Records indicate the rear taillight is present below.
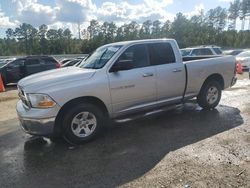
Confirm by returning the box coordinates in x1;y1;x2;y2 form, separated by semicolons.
236;60;243;74
55;63;61;68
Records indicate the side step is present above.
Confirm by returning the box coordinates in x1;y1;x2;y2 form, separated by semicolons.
114;104;183;123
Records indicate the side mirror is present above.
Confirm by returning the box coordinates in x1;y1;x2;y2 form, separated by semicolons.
110;60;133;72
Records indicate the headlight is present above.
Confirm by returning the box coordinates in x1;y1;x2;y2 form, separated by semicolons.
27;94;56;108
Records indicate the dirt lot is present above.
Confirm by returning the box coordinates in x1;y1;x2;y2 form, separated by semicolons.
0;73;250;188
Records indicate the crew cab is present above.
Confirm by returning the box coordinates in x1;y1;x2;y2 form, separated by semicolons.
16;39;237;144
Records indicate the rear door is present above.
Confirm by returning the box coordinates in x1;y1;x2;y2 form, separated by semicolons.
148;42;186;104
25;58;41;76
108;44;157;115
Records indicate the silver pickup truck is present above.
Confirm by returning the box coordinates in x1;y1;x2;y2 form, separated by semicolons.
16;39;237;144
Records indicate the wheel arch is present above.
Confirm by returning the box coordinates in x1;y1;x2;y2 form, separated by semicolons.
199;73;225;93
54;96;109;135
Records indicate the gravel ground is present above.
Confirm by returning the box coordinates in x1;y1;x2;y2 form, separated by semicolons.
121;77;250;188
0;73;249;188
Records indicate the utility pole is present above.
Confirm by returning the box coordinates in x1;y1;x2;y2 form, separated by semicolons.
78;21;81;40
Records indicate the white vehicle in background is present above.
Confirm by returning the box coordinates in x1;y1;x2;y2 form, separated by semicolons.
223;49;244;56
236;51;250;70
181;45;223;57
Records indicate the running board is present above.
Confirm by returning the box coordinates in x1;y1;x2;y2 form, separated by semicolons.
114;104;183;123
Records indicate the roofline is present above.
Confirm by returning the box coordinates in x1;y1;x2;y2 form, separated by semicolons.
103;38;176;47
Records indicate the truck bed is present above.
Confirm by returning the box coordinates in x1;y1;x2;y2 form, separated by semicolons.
183;55;236;99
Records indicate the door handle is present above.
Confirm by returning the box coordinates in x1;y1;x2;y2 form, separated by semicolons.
143;73;154;77
173;69;182;73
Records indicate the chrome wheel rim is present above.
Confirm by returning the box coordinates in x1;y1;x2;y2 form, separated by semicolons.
71;112;97;138
206;86;219;105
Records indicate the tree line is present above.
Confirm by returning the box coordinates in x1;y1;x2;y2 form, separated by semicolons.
1;0;250;56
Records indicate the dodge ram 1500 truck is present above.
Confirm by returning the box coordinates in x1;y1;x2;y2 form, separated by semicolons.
16;39;237;144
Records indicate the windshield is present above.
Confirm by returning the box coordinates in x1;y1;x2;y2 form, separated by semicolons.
81;45;122;69
0;60;7;68
181;49;191;56
237;51;250;58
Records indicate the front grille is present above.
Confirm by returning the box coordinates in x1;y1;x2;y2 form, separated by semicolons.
18;86;30;108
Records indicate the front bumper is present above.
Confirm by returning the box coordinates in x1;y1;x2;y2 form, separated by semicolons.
16;100;59;136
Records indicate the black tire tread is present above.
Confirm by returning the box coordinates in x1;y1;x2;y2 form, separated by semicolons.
62;103;104;144
197;80;222;109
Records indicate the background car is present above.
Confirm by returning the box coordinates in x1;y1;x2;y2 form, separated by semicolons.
0;56;60;85
223;49;244;56
61;59;81;67
60;58;75;65
181;45;223;57
236;51;250;70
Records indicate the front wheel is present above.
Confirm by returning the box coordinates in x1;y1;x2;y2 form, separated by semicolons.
197;80;222;109
62;103;104;144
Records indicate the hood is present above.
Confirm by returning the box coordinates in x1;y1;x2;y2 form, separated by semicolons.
18;67;96;92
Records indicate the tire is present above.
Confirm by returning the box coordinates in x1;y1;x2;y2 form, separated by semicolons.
62;103;104;144
197;80;222;109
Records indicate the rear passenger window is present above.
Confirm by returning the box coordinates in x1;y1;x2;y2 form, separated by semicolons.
26;59;40;65
148;43;176;65
41;58;57;65
119;44;150;68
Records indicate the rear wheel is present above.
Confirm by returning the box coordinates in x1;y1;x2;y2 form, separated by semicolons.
197;80;222;109
62;103;104;144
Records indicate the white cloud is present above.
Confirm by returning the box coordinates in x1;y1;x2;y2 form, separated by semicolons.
56;0;96;23
0;9;18;28
1;0;176;30
184;3;205;18
10;0;56;26
96;0;174;23
0;0;216;38
219;0;233;2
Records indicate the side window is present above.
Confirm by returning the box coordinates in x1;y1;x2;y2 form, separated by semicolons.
192;49;202;56
148;43;176;65
119;44;150;68
201;49;213;55
192;48;213;56
26;59;40;65
41;58;57;65
8;59;25;68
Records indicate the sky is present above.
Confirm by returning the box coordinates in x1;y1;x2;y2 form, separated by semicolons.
0;0;234;38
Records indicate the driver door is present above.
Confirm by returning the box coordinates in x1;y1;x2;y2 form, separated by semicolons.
108;44;157;116
6;59;25;83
